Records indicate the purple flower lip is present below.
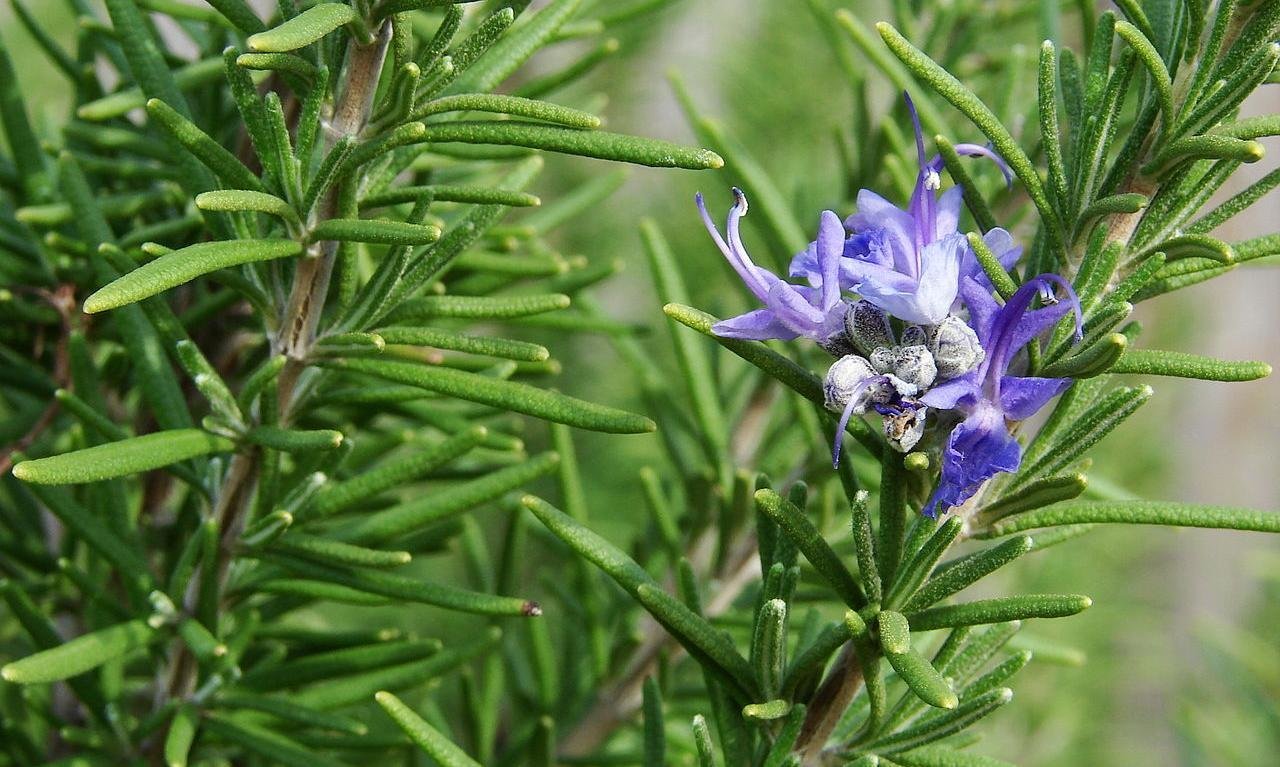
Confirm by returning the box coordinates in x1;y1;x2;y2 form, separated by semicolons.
920;274;1083;517
696;188;848;344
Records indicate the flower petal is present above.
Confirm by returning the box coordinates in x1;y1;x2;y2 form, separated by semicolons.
1000;376;1072;420
934;186;964;238
920;374;980;410
924;403;1022;516
712;309;800;340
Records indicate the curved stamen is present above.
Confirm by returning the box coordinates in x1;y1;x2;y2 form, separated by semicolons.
695;190;772;301
831;375;889;467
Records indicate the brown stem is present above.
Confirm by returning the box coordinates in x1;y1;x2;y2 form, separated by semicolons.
793;643;867;765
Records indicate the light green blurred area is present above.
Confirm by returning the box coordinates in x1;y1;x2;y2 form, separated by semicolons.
2;2;1275;764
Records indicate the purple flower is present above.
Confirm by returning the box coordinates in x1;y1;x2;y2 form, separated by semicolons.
919;274;1083;517
790;94;1017;325
697;188;848;344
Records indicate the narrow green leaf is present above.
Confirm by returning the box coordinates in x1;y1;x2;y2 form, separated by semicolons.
203;716;346;767
323;357;654;434
753;599;787;699
413;93;599;128
1038;41;1068;210
311;219;442;246
1111;348;1271;381
84;239;302;313
246;426;344;453
754;489;865;608
978;474;1088;524
103;0;192;116
376;691;482;767
248;3;357;53
1113;21;1174;134
1038;333;1128;379
218;691;367;735
164;705;198;767
1144;135;1265;177
13;430;234;484
363;184;540;208
290;629;499;710
1015;385;1151;483
905;536;1035;612
392;293;569;321
886;517;962;610
903;594;1092;631
964;232;1017;300
378;326;549;362
422;121;722;169
240;639;443;689
865;687;1013;754
196;190;298;223
893;744;1017;767
269;554;540;617
445;0;581;94
643;677;666;767
272;533;411;569
984;500;1280;536
1;619;159;684
205;0;266;33
339;453;561;543
76;57;226;122
146;99;265;191
309;427;487;518
235;52;317;80
879;611;958;710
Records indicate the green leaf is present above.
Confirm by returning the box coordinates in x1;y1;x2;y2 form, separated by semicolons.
1110;349;1271;381
240;638;443;689
421;121;722;169
310;219;442;246
205;0;265;33
376;691;482;767
643;677;666;767
146;99;264;191
363;184;540;209
164;705;199;767
446;0;581;94
415;93;599;129
1144;135;1265;177
245;426;344;453
1;619;160;684
752;598;787;699
13;430;234;484
203;716;347;767
983;500;1280;536
865;687;1013;754
886;517;962;610
196;190;298;222
290;629;500;710
308;427;487;518
1014;385;1151;483
522;495;759;700
1113;21;1174;135
903;594;1092;631
1038;333;1128;379
269;554;540;617
905;536;1035;612
338;453;561;544
754;489;865;608
879;611;958;710
235;52;318;80
272;533;411;569
323;357;654;434
392;293;570;320
378;326;549;362
84;240;302;313
977;474;1089;524
248;3;357;53
893;744;1017;767
217;691;367;736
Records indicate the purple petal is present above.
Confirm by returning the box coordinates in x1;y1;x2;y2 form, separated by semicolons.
920;374;980;410
934;186;964;238
912;234;964;323
816;210;845;309
923;403;1022;516
712;309;800;340
848;190;917;276
999;376;1072;420
697;190;772;302
959;276;1000;347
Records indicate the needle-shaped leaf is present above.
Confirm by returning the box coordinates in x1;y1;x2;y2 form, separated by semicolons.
904;594;1092;631
1;619;160;684
376;691;482;767
84;239;302;313
247;3;357;53
378;327;549;362
905;536;1036;612
310;219;442;246
422;122;722;169
323;357;654;434
146;99;265;191
879;611;958;710
983;501;1280;536
1110;349;1271;381
444;0;582;94
196;190;298;222
754;489;865;608
13;430;235;484
413;93;599;128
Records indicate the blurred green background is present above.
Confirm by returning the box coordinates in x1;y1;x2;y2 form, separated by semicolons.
2;1;1276;764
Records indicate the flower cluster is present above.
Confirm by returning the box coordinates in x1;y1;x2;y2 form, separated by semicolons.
698;95;1080;517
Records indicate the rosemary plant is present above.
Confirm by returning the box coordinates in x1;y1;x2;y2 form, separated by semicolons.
0;1;1276;766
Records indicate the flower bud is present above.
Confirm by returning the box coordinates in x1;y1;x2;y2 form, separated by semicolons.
899;325;928;348
824;355;893;414
929;316;985;379
869;347;896;374
892;345;938;391
844;301;894;355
